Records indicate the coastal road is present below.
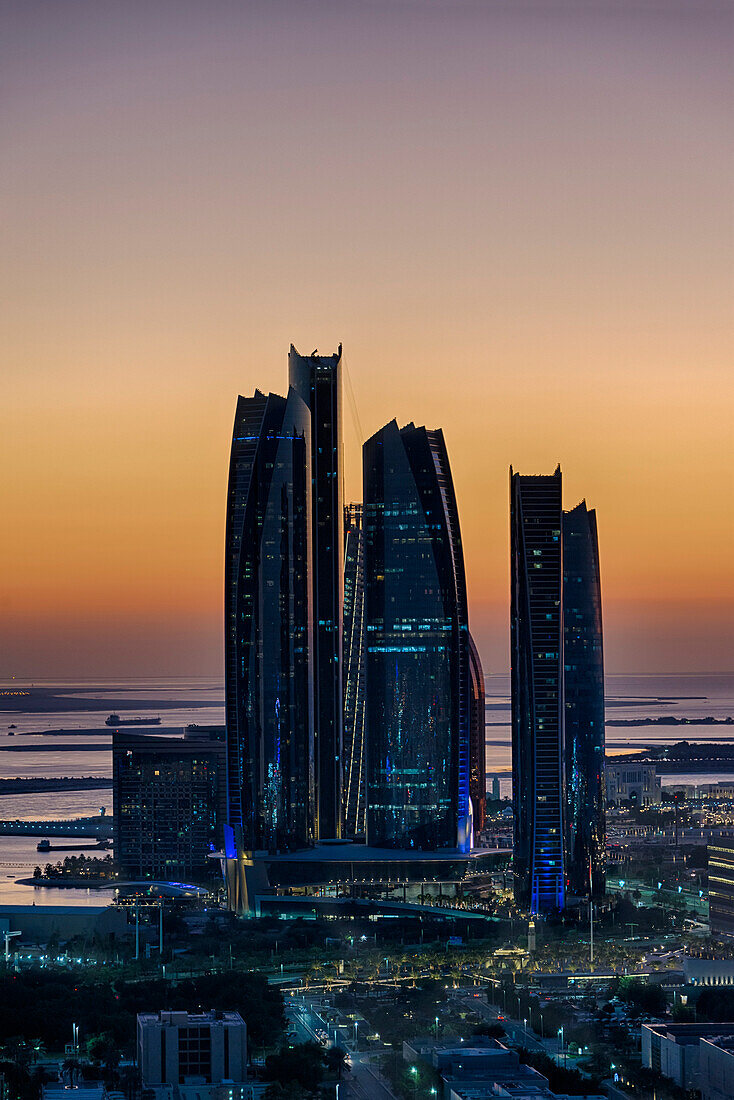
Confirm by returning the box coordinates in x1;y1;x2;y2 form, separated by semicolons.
452;988;559;1059
287;996;398;1100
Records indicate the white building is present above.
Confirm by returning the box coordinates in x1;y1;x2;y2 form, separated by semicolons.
642;1024;734;1094
684;954;734;987
700;1035;734;1100
606;761;660;807
137;1011;247;1100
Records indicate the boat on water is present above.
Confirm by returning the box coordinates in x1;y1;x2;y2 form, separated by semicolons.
105;713;161;727
37;839;51;852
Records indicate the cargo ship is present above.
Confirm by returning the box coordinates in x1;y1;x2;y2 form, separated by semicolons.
105;714;161;727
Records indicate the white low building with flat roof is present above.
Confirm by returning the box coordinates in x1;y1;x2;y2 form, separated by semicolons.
137;1010;247;1100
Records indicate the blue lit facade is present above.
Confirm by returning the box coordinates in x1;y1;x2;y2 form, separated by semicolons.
468;633;487;834
343;503;367;838
289;346;344;840
510;467;565;912
363;420;471;851
563;501;605;900
224;388;314;852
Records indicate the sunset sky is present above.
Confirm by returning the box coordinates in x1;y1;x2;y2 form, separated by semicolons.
2;0;732;678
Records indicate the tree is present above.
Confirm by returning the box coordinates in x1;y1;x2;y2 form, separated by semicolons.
695;987;734;1022
0;1038;34;1074
617;977;667;1018
263;1083;311;1100
473;1022;506;1039
263;1044;326;1093
324;1046;349;1079
86;1033;121;1073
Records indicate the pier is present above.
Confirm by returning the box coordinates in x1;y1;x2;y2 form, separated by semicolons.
0;816;114;840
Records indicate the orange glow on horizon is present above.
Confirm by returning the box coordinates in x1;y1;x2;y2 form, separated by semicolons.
1;1;732;676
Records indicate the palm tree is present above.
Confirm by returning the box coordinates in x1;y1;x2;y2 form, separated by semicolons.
1;1037;34;1074
30;1040;46;1067
61;1057;82;1087
324;1046;349;1079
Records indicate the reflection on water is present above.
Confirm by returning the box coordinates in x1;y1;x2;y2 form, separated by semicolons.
1;674;733;905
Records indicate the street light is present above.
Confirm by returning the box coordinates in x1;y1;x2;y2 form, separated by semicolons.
558;1027;564;1067
3;931;20;962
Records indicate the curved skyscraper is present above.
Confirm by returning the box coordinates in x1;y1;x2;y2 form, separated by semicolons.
289;346;344;840
224;388;314;853
363;420;471;851
510;466;565;912
468;634;487;835
563;501;605;900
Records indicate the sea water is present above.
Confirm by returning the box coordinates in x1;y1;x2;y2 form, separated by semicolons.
0;673;732;905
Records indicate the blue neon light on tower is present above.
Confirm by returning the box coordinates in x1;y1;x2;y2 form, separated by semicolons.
510;466;565;912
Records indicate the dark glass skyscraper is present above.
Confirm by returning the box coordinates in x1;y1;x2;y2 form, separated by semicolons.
343;503;367;839
468;633;486;834
510;466;565;912
224;388;314;852
363;420;471;851
113;729;225;883
563;501;605;900
511;467;606;913
289;346;344;840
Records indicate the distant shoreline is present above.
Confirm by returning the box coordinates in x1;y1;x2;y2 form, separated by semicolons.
0;777;112;793
0;688;223;713
606;716;733;727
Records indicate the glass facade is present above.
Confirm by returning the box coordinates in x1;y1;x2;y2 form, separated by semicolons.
563;501;606;900
113;732;225;882
468;633;486;834
343;502;367;838
709;839;734;937
363;420;470;850
289;346;344;840
510;467;565;912
224;387;314;852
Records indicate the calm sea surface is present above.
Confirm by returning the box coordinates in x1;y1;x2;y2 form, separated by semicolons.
0;673;732;906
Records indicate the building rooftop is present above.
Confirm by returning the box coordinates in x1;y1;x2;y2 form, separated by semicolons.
644;1022;734;1044
138;1010;244;1026
701;1034;734;1054
258;842;508;863
43;1089;106;1100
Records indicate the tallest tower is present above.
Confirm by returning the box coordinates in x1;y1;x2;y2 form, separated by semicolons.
289;346;344;839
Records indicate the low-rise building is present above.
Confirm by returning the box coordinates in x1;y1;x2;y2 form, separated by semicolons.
699;1035;734;1100
605;761;660;807
43;1089;106;1100
403;1037;604;1100
642;1023;734;1092
667;782;734;801
684;954;734;986
709;836;734;937
137;1010;247;1100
